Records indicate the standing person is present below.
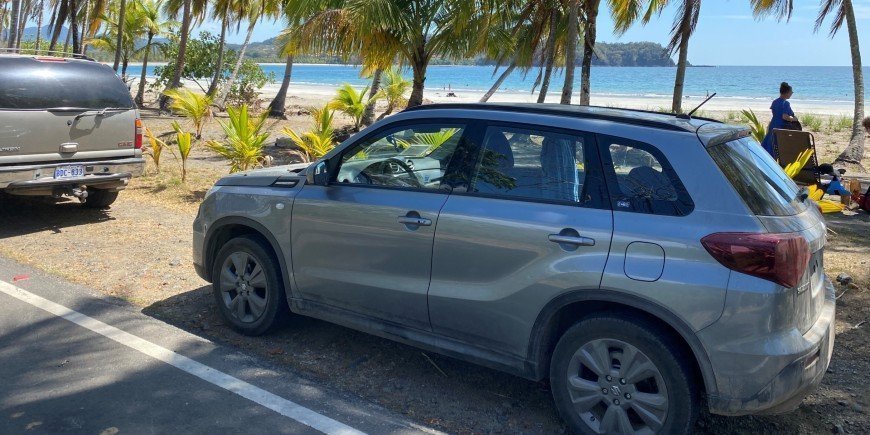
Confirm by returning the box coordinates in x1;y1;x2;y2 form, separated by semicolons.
760;82;800;156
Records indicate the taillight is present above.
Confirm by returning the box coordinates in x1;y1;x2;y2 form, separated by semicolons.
701;232;810;288
134;118;143;149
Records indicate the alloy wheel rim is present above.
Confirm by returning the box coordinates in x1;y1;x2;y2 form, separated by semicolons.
566;338;668;434
219;251;269;323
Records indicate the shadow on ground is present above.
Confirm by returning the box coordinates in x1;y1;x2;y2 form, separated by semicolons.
0;194;113;239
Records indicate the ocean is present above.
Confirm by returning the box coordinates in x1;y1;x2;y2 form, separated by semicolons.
123;64;867;106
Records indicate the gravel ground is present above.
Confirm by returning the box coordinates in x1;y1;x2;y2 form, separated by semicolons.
0;108;868;433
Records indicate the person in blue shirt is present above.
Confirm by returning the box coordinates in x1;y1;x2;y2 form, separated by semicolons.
760;82;800;156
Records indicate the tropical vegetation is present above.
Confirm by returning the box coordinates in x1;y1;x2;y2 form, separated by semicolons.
282;105;336;162
206;105;271;172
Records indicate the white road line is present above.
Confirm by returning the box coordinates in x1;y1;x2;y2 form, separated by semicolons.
0;280;366;435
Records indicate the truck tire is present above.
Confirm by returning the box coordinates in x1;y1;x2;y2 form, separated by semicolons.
84;188;119;209
550;314;699;434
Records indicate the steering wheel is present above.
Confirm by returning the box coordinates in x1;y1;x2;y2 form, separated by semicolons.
362;158;423;188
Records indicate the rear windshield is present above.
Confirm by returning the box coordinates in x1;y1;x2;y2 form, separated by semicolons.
0;57;134;110
708;137;808;216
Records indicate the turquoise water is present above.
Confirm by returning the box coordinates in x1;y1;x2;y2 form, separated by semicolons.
124;64;867;103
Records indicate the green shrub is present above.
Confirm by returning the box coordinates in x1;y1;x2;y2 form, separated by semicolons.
828;115;852;133
282;105;336;161
800;114;823;132
206;106;271;173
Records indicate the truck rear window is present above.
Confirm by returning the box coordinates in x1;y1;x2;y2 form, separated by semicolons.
0;58;134;110
708;137;808;216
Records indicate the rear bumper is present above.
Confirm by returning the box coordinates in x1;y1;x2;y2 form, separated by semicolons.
0;157;145;193
706;277;836;416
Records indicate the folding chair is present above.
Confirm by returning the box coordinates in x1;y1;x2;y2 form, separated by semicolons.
773;129;820;186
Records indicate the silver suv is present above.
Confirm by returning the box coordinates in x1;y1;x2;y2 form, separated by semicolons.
0;53;144;207
193;103;835;434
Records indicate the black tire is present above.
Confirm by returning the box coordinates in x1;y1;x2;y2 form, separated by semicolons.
550;314;699;434
211;236;288;336
83;188;119;209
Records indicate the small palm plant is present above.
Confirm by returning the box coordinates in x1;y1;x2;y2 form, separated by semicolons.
377;68;412;120
163;88;213;139
396;128;459;154
741;109;767;143
282;105;336;162
172;121;194;182
144;126;175;172
206;106;271;173
329;83;378;131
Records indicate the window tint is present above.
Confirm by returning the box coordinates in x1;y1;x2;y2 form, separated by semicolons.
335;123;465;190
0;58;134;110
469;126;591;204
599;135;693;216
709;137;807;216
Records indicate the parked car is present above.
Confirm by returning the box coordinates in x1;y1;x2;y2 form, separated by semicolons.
0;51;145;208
193;103;835;434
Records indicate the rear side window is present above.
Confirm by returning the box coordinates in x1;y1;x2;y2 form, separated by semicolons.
0;58;134;109
709;137;807;216
598;135;694;216
468;124;606;207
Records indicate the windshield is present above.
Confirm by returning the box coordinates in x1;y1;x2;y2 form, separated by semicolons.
0;58;134;110
708;136;808;216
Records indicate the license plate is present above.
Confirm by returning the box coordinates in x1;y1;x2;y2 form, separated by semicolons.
54;165;85;179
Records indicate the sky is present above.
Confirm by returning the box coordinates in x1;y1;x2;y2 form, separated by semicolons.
25;0;870;66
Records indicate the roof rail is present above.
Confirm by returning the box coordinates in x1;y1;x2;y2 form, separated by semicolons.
402;103;708;132
0;47;95;61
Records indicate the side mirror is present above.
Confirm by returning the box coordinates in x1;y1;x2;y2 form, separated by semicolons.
307;160;330;186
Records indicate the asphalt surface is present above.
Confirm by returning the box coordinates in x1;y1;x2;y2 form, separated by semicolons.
0;257;434;434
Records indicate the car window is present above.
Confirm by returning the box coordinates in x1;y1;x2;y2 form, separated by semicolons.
335;123;465;190
598;135;694;216
469;126;591;204
0;58;134;110
708;136;807;216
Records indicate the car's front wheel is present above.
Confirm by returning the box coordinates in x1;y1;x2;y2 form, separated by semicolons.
550;314;698;434
211;236;288;336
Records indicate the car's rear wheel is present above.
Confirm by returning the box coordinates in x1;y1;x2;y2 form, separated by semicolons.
83;188;118;209
550;315;698;434
211;236;288;336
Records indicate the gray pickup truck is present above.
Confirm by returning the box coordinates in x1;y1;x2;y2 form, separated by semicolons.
0;53;145;208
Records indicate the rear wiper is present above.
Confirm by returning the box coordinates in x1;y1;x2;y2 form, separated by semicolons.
71;107;132;121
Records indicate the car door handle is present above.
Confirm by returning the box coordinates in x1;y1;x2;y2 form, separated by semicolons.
397;216;432;226
548;234;595;246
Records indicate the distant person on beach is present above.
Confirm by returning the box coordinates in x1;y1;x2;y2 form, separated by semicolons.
760;82;800;156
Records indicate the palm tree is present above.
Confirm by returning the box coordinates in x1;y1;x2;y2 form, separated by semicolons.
291;0;497;108
329;83;378;131
376;67;411;120
134;0;172;106
216;0;280;108
159;0;207;110
560;0;578;104
754;0;864;166
112;0;127;70
206;0;236;96
267;54;295;117
88;3;140;78
7;0;21;48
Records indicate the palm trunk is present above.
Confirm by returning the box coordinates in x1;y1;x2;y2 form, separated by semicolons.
361;68;383;125
35;0;44;51
217;19;256;108
579;0;599;106
15;1;29;48
835;0;865;166
407;44;429;107
62;22;71;52
112;0;126;71
160;0;191;110
121;56;129;80
480;63;516;102
79;0;88;55
206;18;227;97
7;0;20;48
50;0;67;51
70;0;81;53
268;55;295;118
537;9;559;103
135;32;154;106
671;4;693;114
560;0;579;104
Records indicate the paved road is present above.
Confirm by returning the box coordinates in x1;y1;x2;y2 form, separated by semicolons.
0;257;433;434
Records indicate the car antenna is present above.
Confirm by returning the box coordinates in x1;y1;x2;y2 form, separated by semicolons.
677;92;717;119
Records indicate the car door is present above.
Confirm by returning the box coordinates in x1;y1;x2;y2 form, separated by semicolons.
291;120;469;331
428;122;613;357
